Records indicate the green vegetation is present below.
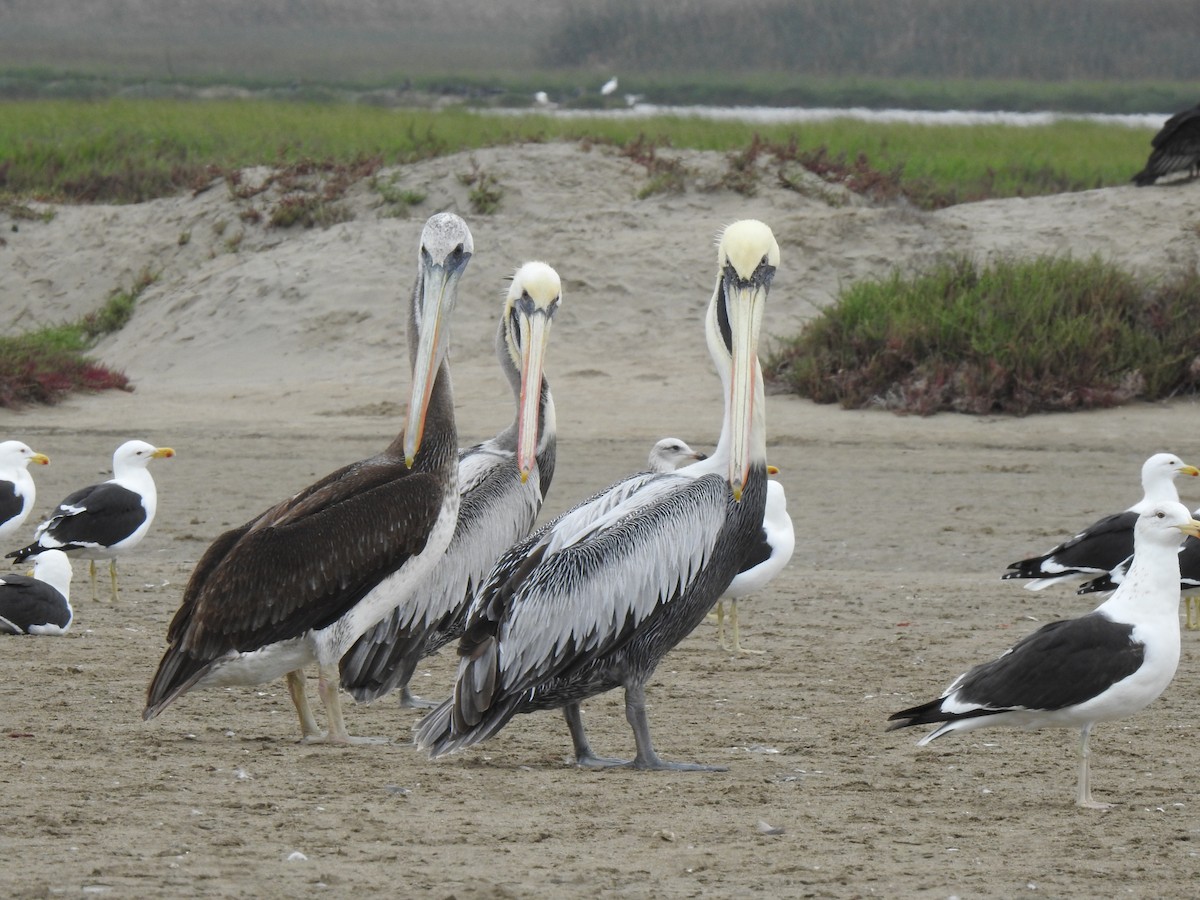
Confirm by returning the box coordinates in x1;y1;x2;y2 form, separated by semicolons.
0;99;1158;207
0;269;156;408
766;258;1200;416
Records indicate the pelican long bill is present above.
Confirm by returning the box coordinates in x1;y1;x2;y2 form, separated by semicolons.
405;257;465;467
725;270;768;502
516;302;554;483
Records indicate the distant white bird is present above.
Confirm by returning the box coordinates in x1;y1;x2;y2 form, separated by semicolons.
0;441;50;543
647;438;707;473
533;91;550;107
891;501;1200;809
600;77;618;96
1003;452;1199;590
8;440;175;602
0;549;73;635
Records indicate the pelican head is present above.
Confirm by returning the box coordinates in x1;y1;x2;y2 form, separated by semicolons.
706;219;779;500
405;213;474;467
504;261;562;483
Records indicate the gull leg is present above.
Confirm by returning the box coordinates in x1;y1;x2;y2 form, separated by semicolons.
1075;723;1112;810
306;663;389;746
623;683;727;772
109;559;120;602
1187;596;1198;631
564;702;624;768
714;600;729;650
728;600;765;655
286;670;325;741
89;560;99;602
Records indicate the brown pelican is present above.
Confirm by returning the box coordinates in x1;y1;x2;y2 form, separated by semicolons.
0;549;73;635
339;261;562;708
1003;453;1198;591
8;440;175;602
0;441;50;543
1132;101;1200;186
414;219;778;770
891;502;1200;809
142;212;472;744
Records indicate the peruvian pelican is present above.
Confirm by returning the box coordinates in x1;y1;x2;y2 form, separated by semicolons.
8;440;174;602
0;441;50;544
414;219;778;770
143;213;473;744
1003;453;1199;591
891;502;1200;809
340;261;562;708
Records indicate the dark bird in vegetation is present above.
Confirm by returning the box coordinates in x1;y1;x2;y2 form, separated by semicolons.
891;502;1200;809
1132;102;1200;186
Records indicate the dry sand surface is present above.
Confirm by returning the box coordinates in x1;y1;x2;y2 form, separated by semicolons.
3;142;1200;897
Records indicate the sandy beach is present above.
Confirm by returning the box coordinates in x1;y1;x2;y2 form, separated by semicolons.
3;142;1200;897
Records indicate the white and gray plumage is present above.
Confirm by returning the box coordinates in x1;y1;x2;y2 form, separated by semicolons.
0;549;73;635
7;440;174;602
1002;453;1198;590
339;261;563;708
647;438;707;473
414;219;778;770
712;476;793;654
142;212;473;745
1132;101;1200;186
890;502;1200;809
0;441;50;543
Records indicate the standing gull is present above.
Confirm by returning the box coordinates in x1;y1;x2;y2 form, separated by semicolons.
1002;453;1198;590
889;502;1200;809
0;549;73;636
415;219;778;770
340;261;563;708
8;440;174;602
143;213;472;744
0;441;50;543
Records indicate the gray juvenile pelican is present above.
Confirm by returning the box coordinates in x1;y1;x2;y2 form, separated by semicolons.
891;502;1200;809
0;441;50;544
143;213;472;744
8;440;174;602
414;219;778;770
339;261;562;708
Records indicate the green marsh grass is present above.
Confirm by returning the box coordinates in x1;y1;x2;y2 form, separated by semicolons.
766;257;1200;416
0;99;1157;205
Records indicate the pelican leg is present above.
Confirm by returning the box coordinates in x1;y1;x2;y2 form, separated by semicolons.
286;670;325;741
1075;723;1112;810
623;683;727;772
109;559;120;603
563;702;624;768
727;600;765;656
305;663;390;746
